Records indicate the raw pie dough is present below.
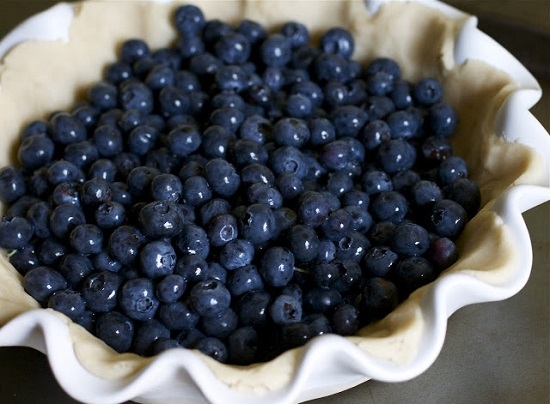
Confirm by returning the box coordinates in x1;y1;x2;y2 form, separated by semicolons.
0;0;544;393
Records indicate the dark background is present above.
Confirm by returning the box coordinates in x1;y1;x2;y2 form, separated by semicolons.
0;1;548;403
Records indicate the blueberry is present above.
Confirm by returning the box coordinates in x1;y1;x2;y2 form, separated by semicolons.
0;216;34;250
313;53;349;82
164;125;201;157
175;223;210;259
319;140;351;171
411;180;443;208
308;118;335;146
174;254;209;285
173;4;205;34
370;191;408;223
314;239;337;263
424;102;458;138
241;163;275;187
365;57;401;82
47;161;83;186
108;225;146;266
229;139;269;167
88;158;117;182
377;138;417;174
330;303;358;336
177;32;205;59
235;290;270;327
94;201;125;229
92;251;122;274
391;222;430;257
284;94;312;118
258;246;294;288
393;256;436;297
133;319;170;356
20;119;48;139
119;81;154;114
358;277;399;322
275;173;304;201
392;169;421;196
297;191;331;228
321;208;353;242
138;201;184;239
280;21;309;48
303;287;342;313
201;125;235;159
270;145;308;179
95;311;134;353
391;80;413;109
425;236;459;270
121;39;150;65
325;171;353;197
139;240;177;279
105;62;133;85
443;178;481;218
4;195;40;218
413;77;443;106
159;301;199;331
48;289;86;322
81;271;122;313
198;198;232;225
290;81;324;110
341;190;370;209
37;238;67;266
386;109;421;139
204;158;241;197
438;156;468;185
49;203;86;239
226;263;266;297
188;52;223;77
69;224;104;255
23;266;67;304
421;136;453;164
247;183;283;209
261;34;292;67
272;207;298;239
429;199;467;239
239;203;276;244
213;65;248;93
227;326;259;365
323;81;348;108
119;277;160;321
48;112;87;145
214;32;251;64
207;214;238;247
9;244;40;275
210;107;245;133
199;308;238;339
363;246;399;277
63;140;99;169
156;274;186;303
286;224;318;264
320;27;354;59
269;294;302;326
195;337;228;363
17;135;55;170
366;71;394;96
334;232;370;263
328;105;369;138
190;279;231;318
152;338;183;355
181;176;212;207
219;238;254;271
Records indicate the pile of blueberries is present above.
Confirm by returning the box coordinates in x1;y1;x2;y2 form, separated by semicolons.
0;5;481;365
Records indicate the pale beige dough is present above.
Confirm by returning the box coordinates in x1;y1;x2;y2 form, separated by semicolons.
0;0;544;393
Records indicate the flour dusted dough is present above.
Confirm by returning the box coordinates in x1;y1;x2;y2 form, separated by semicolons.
0;0;543;393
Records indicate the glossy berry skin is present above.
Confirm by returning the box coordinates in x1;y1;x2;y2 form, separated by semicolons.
411;180;443;208
119;278;160;321
190;279;231;318
49;112;87;145
363;246;399;277
108;225;146;266
227;326;259;365
370;191;408;224
95;311;135;353
204;158;241;198
443;178;481;219
365;57;401;82
133;319;170;357
181;176;212;207
80;177;112;207
207;214;239;247
138;201;184;239
175;223;210;259
438;156;468;185
219;238;255;271
23;266;68;304
239;203;276;244
49;203;86;239
46;160;83;186
261;34;292;67
288;224;319;263
18;135;55;170
297;192;331;228
303;287;342;314
270;146;308;179
269;294;302;326
69;224;104;255
139;240;177;279
0;216;34;250
391;222;430;257
91;252;121;274
195;337;228;363
361;170;394;195
320;27;354;59
119;81;154;115
393;256;436;298
81;271;122;313
150;174;183;203
95;201;126;229
156;274;186;303
330;303;358;336
425;102;458;138
173;4;205;34
329;105;368;138
214;32;251;65
430;199;468;239
226;264;264;297
47;290;86;322
158;301;199;331
413;77;443;106
260;247;295;287
273;117;310;148
358;277;399;322
377;138;417;174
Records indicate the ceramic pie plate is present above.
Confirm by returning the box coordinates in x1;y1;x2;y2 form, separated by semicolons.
0;1;548;403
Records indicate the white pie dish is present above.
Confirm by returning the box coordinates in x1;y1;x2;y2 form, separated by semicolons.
0;1;548;404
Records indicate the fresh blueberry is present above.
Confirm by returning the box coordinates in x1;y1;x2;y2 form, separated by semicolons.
438;156;468;185
69;224;104;255
119;277;159;321
364;57;401;82
47;289;86;322
284;94;312;118
214;32;251;64
269;294;302;326
133;319;170;356
0;216;33;250
392;169;421;196
261;34;292;67
95;311;134;353
358;277;399;322
370;191;408;224
95;201;125;229
138;201;183;239
92;251;122;274
325;171;353;197
391;80;413;109
174;254;210;285
121;39;150;65
235;290;270;327
320;27;354;59
118;81;154;115
23;266;67;304
49;203;86;239
259;246;295;287
9;244;40;275
237;19;267;45
210;107;245;133
313;53;349;83
425;236;459;270
108;225;146;266
177;32;205;59
377;138;417;174
393;256;436;298
81;270;122;313
443;178;481;219
17;135;55;170
219;238;254;271
63;140;99;169
334;231;370;263
229;139;269;167
214;65;249;93
198;198;232;226
207;214;238;247
195;337;228;363
297;191;331;228
411;180;443;208
204;158;241;197
241;163;275;187
165;125;202;157
175;223;210;259
173;4;205;34
48;112;87;145
424;102;458;137
413;77;443;106
158;300;199;331
275;173;304;201
181;176;212;207
320;208;353;242
227;326;259;365
363;246;399;277
386;109;421;139
308;117;335;146
247;183;283;209
201;125;235;159
88;158;117;182
330;303;358;336
37;238;67;266
270;145;308;179
226;264;264;297
47;160;83;186
239;203;276;244
391;222;430;257
139;240;177;279
303;287;342;313
156;274;186;303
429;199;467;239
189;279;231;318
272;207;298;238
